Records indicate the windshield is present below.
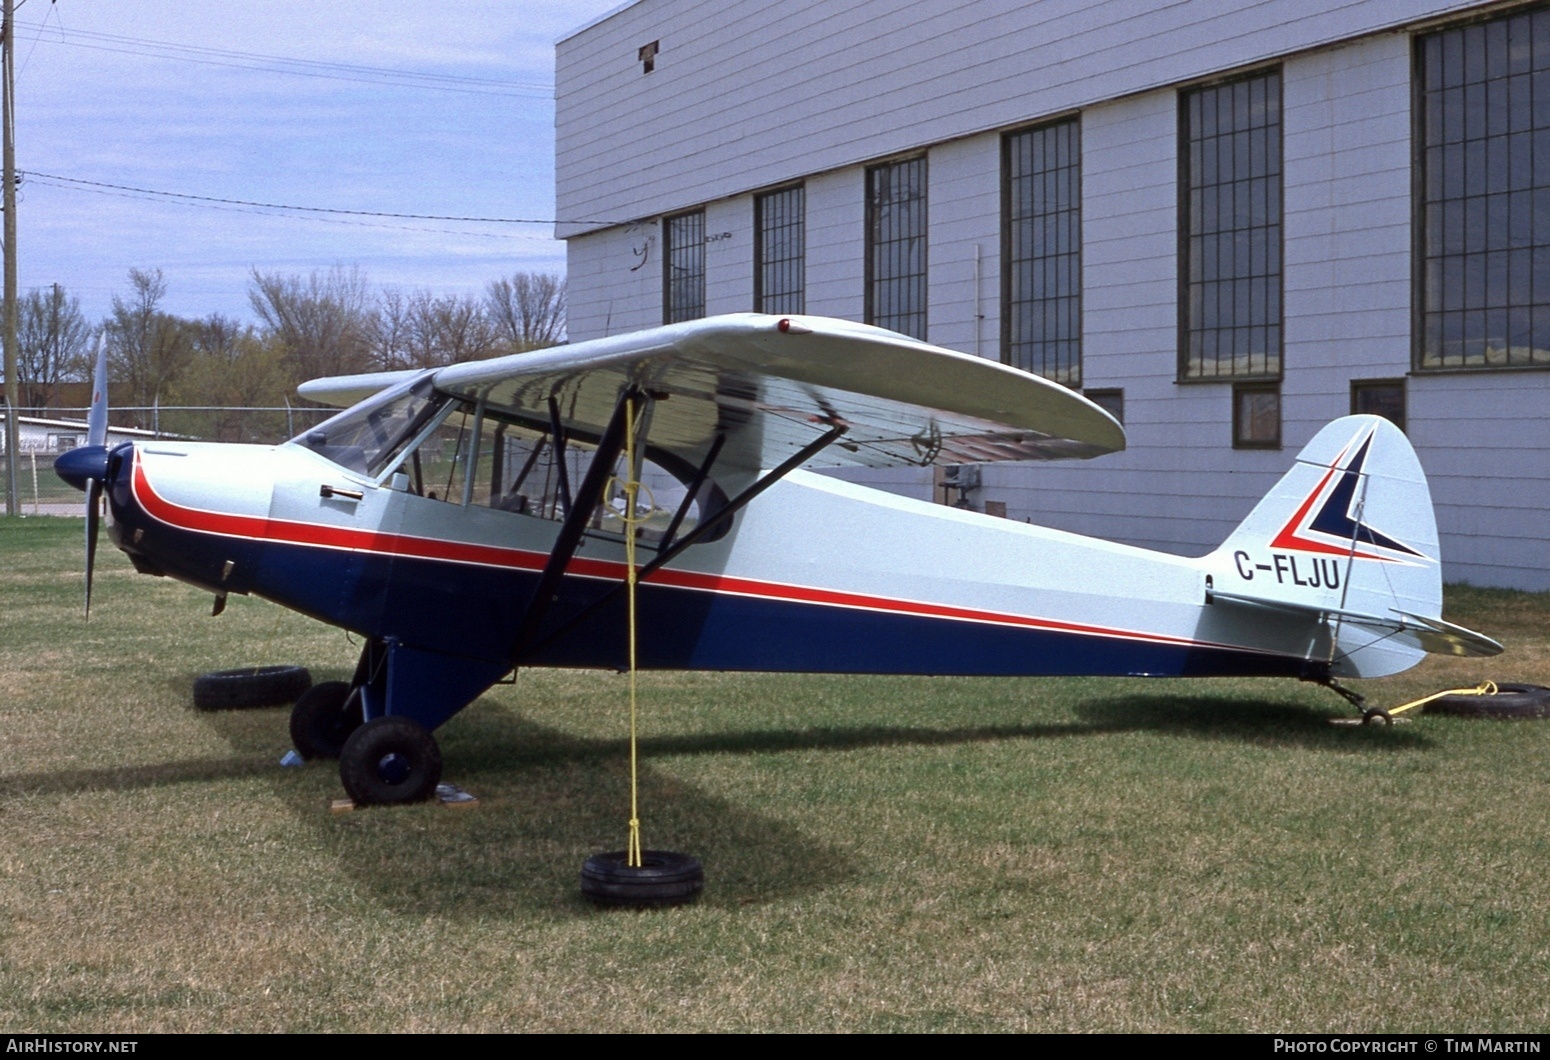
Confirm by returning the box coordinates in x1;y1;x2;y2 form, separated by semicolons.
293;375;444;475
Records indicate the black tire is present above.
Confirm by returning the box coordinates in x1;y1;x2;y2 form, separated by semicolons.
193;665;312;711
580;850;704;907
339;716;442;805
1425;683;1550;719
289;681;362;760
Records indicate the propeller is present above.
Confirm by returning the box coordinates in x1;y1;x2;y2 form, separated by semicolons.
54;336;110;616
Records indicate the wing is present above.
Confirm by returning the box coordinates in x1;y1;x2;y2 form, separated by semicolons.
377;314;1125;474
297;368;423;408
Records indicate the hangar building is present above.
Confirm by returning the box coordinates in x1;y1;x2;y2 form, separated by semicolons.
556;0;1550;591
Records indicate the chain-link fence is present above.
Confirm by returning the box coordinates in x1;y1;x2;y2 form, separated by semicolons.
47;405;339;445
6;405;338;512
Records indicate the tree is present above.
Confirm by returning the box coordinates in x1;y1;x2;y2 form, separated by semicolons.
16;284;92;410
168;315;291;441
249;266;374;381
104;268;194;418
486;271;566;352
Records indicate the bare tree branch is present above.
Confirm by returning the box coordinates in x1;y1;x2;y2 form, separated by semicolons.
486;271;566;352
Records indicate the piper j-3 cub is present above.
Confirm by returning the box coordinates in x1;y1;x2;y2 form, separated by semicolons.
56;313;1501;805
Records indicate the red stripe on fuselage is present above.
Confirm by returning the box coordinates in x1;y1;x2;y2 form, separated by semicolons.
129;451;1274;655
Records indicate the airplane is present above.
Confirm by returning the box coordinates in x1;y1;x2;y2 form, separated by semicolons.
54;312;1502;811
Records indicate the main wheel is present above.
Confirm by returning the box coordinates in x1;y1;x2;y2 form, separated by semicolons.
289;681;362;760
580;850;704;907
193;665;312;710
339;716;442;805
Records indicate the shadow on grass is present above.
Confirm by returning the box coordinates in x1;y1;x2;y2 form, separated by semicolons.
180;706;859;919
1073;694;1433;749
3;683;1430;919
0;754;275;798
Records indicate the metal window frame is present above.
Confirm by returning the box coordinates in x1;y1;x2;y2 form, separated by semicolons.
754;184;806;314
1412;5;1550;374
1177;66;1286;384
1001;115;1083;387
865;155;929;340
663;208;706;325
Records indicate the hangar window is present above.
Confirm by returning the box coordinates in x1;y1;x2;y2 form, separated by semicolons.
1004;117;1082;386
664;210;706;324
755;185;805;314
1232;381;1281;449
1351;379;1407;433
1417;8;1550;370
1083;388;1123;424
1180;69;1283;381
866;156;928;340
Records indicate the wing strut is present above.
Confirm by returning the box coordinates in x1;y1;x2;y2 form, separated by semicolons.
521;423;849;662
510;389;640;665
547;395;574;520
658;432;726;555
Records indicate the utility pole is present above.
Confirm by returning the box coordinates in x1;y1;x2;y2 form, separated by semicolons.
1;0;17;517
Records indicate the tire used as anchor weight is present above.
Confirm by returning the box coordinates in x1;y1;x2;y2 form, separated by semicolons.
580;850;704;907
193;665;312;711
289;681;363;760
1425;683;1550;720
339;716;443;805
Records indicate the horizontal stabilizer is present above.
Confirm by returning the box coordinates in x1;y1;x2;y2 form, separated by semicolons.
1210;588;1502;659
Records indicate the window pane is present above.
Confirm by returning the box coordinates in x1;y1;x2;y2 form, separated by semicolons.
1419;9;1550;369
1181;71;1282;380
1005;118;1082;385
867;157;928;340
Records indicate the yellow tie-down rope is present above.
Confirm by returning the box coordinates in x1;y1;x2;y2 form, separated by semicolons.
1386;681;1498;718
619;398;647;869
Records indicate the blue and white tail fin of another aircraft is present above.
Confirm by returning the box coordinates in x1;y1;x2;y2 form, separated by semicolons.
1205;415;1501;678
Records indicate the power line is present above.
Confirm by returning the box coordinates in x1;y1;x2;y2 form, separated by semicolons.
14;18;554;98
24;171;633;227
22;175;557;243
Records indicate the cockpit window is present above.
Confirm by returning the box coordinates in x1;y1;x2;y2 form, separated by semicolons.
294;375;445;476
384;398;727;548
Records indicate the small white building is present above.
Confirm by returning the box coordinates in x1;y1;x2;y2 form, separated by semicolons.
556;0;1550;591
0;413;156;455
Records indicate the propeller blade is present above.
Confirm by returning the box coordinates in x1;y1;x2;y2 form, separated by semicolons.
85;478;101;618
87;335;108;448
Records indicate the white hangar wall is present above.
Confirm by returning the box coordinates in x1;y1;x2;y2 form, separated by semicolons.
558;0;1550;591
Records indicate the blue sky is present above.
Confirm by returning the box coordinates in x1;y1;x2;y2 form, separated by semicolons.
15;0;627;325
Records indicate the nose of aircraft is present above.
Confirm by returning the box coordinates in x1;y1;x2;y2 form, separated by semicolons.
54;444;110;491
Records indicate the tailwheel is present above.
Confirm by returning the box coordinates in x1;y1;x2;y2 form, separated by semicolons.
339;716;443;805
289;681;362;760
1362;708;1394;726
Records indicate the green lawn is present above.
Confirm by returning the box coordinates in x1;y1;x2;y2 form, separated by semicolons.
2;515;1548;1031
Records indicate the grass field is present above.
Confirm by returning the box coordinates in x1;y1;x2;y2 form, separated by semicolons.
2;514;1549;1032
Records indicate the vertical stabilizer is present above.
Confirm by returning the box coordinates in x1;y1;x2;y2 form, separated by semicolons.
1206;415;1443;677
